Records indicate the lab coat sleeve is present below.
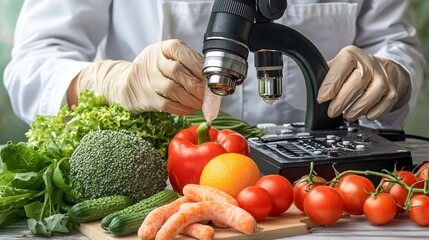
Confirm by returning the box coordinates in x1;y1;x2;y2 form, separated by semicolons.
354;0;426;129
3;0;111;124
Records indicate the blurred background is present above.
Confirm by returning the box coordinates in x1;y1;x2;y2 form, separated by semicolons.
1;0;428;144
0;0;26;143
405;0;429;137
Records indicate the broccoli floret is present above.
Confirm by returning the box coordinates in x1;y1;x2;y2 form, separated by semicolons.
67;129;167;203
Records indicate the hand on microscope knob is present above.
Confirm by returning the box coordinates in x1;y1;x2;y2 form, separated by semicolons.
77;39;206;115
317;45;410;122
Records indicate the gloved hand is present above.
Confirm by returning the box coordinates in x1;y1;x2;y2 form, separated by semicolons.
77;39;206;115
317;45;410;122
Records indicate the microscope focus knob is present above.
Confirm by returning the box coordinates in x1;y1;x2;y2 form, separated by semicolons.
269;0;287;13
258;0;287;20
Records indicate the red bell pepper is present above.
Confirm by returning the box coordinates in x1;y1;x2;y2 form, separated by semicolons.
167;123;250;193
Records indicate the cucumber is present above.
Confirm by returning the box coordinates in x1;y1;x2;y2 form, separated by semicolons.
101;189;179;235
108;207;155;236
68;195;133;223
100;213;119;230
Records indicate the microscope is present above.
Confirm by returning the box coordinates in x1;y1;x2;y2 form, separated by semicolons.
202;0;413;183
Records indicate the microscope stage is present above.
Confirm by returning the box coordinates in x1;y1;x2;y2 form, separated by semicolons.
249;124;413;183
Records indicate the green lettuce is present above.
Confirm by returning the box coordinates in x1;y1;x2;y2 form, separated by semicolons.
26;90;191;159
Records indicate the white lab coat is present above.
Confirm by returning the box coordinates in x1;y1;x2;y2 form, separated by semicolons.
4;0;425;129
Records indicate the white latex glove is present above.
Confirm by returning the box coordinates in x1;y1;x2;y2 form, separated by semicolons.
317;45;410;122
77;39;206;115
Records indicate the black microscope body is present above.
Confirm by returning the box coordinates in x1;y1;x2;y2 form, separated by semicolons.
202;0;413;183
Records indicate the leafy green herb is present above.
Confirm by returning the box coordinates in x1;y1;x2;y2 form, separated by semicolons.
25;164;71;236
0;141;72;234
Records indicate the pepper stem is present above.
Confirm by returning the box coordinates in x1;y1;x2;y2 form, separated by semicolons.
197;122;211;145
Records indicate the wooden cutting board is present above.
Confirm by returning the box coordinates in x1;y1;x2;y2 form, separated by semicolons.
77;205;313;240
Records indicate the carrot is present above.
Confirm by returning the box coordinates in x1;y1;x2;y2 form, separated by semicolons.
155;201;258;240
182;184;238;205
138;196;193;240
182;223;215;240
182;184;238;228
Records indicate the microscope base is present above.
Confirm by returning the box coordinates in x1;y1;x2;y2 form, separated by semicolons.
249;124;413;184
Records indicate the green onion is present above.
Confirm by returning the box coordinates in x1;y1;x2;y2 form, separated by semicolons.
184;110;266;139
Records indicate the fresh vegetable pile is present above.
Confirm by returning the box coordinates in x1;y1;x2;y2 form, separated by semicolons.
167;122;250;193
291;162;429;227
0;89;265;237
138;184;258;239
145;161;429;239
7;88;429;239
0;90;190;235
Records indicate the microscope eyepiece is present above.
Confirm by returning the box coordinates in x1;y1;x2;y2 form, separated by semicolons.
202;0;255;96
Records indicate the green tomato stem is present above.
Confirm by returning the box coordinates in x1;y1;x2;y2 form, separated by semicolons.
424;166;429;195
336;169;410;191
336;169;429;195
301;162;327;186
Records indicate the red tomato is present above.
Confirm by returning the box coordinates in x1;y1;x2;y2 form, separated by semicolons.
382;170;419;213
255;175;294;216
303;185;344;226
293;175;327;212
334;174;375;215
236;186;273;221
416;162;429;182
363;193;397;225
409;194;429;226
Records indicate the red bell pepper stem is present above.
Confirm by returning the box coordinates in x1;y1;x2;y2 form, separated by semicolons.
197;122;211;145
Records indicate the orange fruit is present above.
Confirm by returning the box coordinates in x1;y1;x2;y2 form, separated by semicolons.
199;153;261;198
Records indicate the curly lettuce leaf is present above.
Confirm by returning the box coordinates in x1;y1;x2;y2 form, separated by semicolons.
26;90;191;159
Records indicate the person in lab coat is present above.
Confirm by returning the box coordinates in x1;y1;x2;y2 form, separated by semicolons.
3;0;425;130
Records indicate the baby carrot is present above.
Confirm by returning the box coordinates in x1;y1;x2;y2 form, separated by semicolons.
182;184;238;205
155;201;258;240
182;223;215;240
138;196;193;240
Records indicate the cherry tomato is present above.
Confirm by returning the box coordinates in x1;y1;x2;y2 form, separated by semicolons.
255;174;294;216
293;175;327;212
416;162;429;182
236;186;273;221
409;194;429;226
382;170;419;213
334;174;375;215
363;193;397;225
303;185;344;226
